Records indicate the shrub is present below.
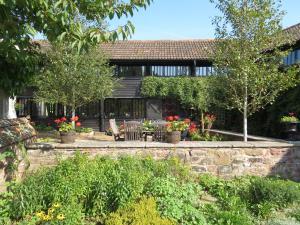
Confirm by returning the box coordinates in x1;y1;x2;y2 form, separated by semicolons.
199;175;300;219
105;197;177;225
203;204;254;225
245;177;300;215
145;176;206;225
6;154;193;223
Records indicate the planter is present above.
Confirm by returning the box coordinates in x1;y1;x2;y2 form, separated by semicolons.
60;131;76;143
167;131;181;144
282;122;300;141
181;129;188;141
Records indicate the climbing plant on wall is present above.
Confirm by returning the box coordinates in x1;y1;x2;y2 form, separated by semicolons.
141;77;213;131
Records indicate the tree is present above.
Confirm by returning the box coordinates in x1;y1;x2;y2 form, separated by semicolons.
210;0;299;141
0;0;151;118
34;45;115;128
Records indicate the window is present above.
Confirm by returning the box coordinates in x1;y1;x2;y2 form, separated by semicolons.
104;98;145;119
195;67;214;76
283;49;300;65
150;66;190;76
116;66;145;77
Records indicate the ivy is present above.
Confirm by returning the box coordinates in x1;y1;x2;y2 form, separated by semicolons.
141;76;213;112
0;143;29;181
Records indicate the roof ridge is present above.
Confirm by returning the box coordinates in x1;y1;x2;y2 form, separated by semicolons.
283;22;300;31
107;39;215;43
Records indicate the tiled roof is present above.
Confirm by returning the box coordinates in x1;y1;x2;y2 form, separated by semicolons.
100;40;215;61
283;22;300;43
35;22;300;61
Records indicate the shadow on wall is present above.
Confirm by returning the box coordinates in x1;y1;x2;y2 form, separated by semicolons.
269;144;300;181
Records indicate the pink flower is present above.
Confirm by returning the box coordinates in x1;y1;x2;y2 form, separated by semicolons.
289;112;295;117
173;115;180;121
54;119;61;124
76;122;81;127
60;117;67;122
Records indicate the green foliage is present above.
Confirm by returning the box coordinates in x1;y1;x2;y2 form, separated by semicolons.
75;127;94;133
245;177;300;215
145;176;206;225
33;45;115;112
280;116;299;123
6;154;192;223
0;0;151;94
105;197;177;225
3;154;300;224
34;124;54;132
141;77;212;112
190;132;223;141
199;175;300;220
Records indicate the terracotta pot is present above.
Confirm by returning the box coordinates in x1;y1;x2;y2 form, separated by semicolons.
60;131;76;143
167;131;181;144
282;122;300;141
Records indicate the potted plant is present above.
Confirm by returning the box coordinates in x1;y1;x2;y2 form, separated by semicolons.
203;113;216;130
165;119;189;144
54;116;80;143
280;112;300;140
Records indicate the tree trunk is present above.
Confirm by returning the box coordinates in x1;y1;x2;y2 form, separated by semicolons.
0;89;17;119
243;96;248;142
201;111;205;133
71;108;76;129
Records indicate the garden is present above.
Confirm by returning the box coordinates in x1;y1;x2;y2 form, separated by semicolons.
1;153;300;225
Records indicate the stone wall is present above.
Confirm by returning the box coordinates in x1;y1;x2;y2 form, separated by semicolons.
0;118;36;191
25;140;300;181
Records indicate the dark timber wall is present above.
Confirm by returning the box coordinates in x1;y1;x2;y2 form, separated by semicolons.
113;77;143;98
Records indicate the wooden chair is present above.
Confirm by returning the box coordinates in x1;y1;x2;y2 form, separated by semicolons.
109;119;124;141
152;121;168;142
124;121;143;141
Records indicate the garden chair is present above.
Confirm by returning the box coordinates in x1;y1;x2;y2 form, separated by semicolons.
124;121;143;141
152;121;168;142
109;119;124;141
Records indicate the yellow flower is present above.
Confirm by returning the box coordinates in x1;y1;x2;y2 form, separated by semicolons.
42;214;51;221
57;213;65;220
48;207;55;214
52;203;61;208
35;211;45;218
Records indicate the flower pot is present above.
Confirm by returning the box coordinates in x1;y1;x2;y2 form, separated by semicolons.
167;131;181;144
60;131;76;143
282;122;300;141
181;129;188;140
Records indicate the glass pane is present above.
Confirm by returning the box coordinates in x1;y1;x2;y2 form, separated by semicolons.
117;66;145;77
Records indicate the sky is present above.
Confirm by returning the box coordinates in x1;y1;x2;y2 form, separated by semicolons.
109;0;300;40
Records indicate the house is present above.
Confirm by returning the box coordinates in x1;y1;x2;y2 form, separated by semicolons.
16;23;300;131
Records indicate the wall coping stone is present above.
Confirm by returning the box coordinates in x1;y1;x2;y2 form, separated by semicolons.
26;140;300;150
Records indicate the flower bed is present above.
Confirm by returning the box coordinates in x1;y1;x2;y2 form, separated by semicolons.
1;154;300;225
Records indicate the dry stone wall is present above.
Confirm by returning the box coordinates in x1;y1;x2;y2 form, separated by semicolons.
25;141;300;181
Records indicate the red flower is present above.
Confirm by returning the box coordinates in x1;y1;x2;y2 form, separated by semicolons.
189;127;198;134
190;122;197;129
60;117;67;122
166;116;174;121
71;116;79;122
76;122;81;127
47;123;51;126
184;118;191;124
173;115;180;121
54;119;61;124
